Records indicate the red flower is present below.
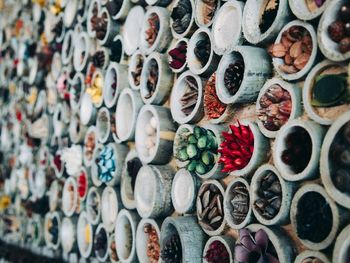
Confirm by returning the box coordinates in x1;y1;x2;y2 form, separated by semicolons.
219;122;254;173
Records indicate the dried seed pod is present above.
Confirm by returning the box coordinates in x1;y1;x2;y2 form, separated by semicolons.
230;183;249;225
268;43;287;57
197;183;224;230
254;172;282;220
294;53;310;70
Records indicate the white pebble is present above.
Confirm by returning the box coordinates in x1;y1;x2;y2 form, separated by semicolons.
145;124;154;135
150;117;157;129
145;139;154;149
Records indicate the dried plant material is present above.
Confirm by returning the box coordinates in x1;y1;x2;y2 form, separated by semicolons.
171;0;192;34
204;240;230;263
144;224;160;263
230;182;249;225
145;13;160;46
269;25;312;74
260;0;279;33
92;51;105;68
289;41;303;58
294;52;311;70
219;123;254;173
281;127;312;174
202;0;217;24
194;35;211;66
168;41;187;70
131;55;144;86
204;73;227;120
254;172;282;219
84;132;96;161
105;0;123;16
258;84;292;131
161;234;182;262
197;183;224;230
145;59;159;100
180;76;198;116
268;43;287;57
223;60;244;95
328;3;350;53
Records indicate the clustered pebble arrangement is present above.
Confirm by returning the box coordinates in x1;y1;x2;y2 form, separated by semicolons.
2;0;350;262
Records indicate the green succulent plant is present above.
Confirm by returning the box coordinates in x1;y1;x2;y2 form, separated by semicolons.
311;73;350;107
176;126;218;175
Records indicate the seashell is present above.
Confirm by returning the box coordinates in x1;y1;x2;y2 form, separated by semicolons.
150;117;157;129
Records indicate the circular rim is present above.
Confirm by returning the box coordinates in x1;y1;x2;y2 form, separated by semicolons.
86;187;102;225
123;6;145;56
202;235;234;263
288;0;329;20
135;105;160;164
211;0;244;55
224;177;252;229
115;88;140;142
44;211;61;250
303;60;349;125
101;186;119;233
170;0;196;39
290;183;340;250
62;177;78;217
134;165;157;218
273;20;318;81
196;179;226;235
318;0;350;62
256;78;301;138
135;218;161;263
128;50;145;90
273;119;323;181
171;168;196;214
139;52;165;105
194;0;221;27
61;217;76;253
77;211;94;258
73;32;90;72
294;250;331;263
250;164;290;226
170;70;203;124
94;224;110;262
140;7;168;55
187;27;215;76
96;107;111;144
320;111;350;209
115;209;137;263
83;126;98;167
168;38;189;73
242;0;290;44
